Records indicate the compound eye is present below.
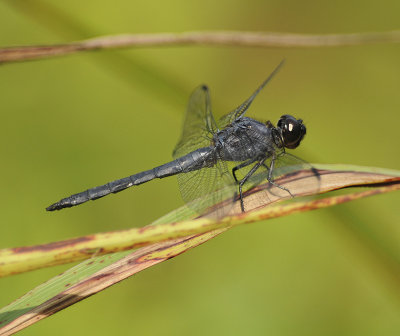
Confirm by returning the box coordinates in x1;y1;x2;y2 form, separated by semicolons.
278;115;306;149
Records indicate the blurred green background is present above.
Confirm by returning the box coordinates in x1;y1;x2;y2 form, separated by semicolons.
1;0;399;335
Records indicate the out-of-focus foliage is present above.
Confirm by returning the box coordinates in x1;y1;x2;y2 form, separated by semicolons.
0;0;399;335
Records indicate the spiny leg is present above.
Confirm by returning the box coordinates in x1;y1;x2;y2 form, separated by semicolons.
238;159;265;212
230;160;254;210
266;156;294;198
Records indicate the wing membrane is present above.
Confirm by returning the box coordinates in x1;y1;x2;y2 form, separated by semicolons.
173;85;218;159
176;155;236;217
173;85;236;216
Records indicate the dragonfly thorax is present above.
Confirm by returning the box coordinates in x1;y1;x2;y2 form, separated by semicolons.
215;117;276;162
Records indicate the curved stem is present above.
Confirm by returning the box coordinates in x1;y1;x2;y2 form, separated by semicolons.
1;30;400;64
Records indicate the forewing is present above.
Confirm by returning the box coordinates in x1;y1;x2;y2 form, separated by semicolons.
173;85;218;159
218;60;285;129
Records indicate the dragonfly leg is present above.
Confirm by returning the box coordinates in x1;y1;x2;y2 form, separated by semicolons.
238;159;265;212
232;159;255;183
267;155;294;197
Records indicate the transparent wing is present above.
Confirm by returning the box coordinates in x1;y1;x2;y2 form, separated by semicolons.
173;85;219;159
173;85;236;217
176;156;237;217
218;59;285;129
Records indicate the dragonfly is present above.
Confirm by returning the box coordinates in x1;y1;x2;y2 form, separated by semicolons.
47;60;315;215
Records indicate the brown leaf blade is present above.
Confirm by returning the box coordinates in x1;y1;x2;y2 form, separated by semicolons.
0;229;227;335
0;165;398;278
0;164;399;335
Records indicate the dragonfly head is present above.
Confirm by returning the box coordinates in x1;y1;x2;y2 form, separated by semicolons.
277;115;306;149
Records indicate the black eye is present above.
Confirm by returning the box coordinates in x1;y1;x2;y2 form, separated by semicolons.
277;115;306;149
